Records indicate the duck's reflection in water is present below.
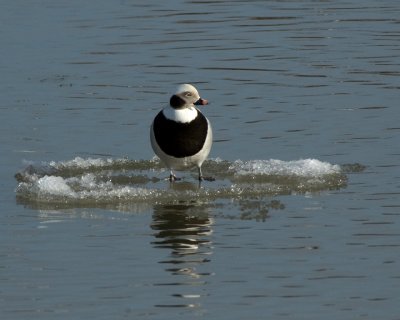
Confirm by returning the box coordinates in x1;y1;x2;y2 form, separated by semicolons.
151;201;214;309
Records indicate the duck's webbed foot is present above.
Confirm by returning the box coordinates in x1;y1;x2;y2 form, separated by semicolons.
169;171;181;182
198;167;215;182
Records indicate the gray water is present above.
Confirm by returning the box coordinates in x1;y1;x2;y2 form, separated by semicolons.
1;0;400;319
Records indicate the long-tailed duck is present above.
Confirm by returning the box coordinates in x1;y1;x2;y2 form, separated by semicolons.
150;84;213;181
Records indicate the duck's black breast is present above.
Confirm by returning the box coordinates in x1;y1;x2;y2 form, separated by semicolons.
153;110;208;158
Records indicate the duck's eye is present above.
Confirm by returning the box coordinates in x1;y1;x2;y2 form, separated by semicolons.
184;92;193;97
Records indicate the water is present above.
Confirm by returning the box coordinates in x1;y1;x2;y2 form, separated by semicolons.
1;0;400;319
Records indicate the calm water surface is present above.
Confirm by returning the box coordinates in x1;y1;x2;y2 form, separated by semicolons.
1;0;400;319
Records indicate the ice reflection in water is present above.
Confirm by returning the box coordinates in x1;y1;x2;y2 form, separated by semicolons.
151;201;214;309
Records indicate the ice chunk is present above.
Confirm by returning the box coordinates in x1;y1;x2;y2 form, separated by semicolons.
37;175;76;197
230;159;341;177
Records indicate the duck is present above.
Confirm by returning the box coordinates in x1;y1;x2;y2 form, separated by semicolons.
150;84;214;181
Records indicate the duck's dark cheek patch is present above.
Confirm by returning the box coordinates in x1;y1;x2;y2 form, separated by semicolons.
169;95;186;109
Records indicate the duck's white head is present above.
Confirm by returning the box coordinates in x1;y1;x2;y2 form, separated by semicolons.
170;83;208;109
